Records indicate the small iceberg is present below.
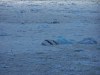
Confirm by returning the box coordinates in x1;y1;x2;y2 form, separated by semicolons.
56;36;74;44
41;36;75;46
78;38;97;44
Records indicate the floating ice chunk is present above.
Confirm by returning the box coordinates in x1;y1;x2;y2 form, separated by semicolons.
78;38;97;44
41;36;75;46
56;36;74;44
